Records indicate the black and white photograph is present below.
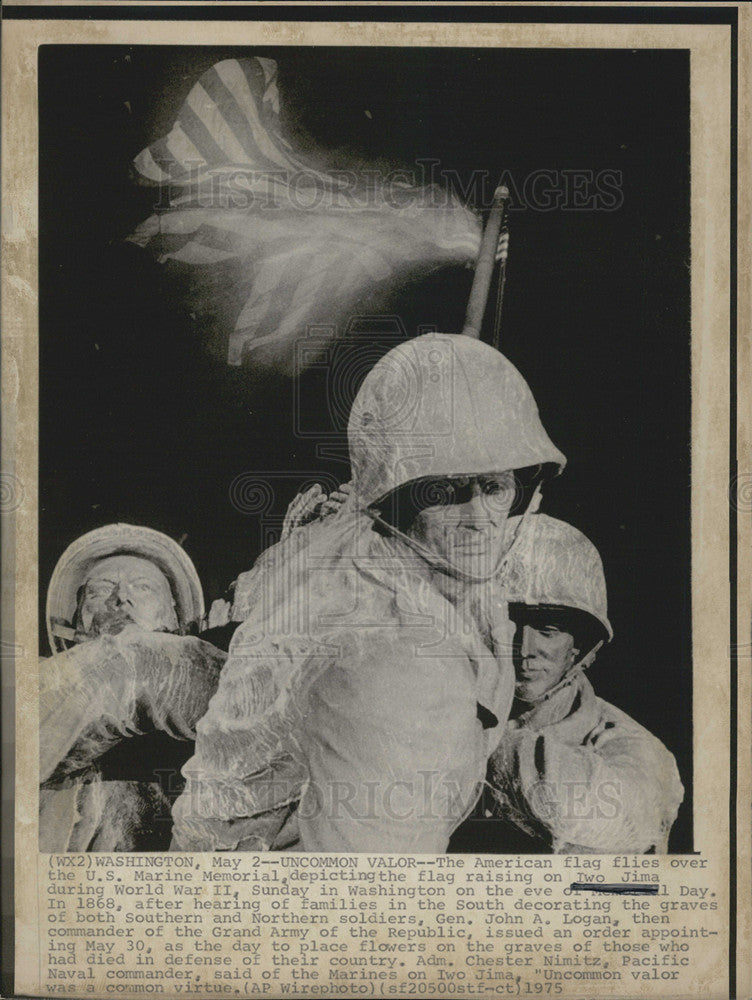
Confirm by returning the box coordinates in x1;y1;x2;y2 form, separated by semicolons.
35;42;694;858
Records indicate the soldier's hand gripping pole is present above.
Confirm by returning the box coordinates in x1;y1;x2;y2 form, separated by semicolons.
461;185;510;339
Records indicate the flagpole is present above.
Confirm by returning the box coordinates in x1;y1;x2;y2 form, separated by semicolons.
491;223;509;352
461;185;509;340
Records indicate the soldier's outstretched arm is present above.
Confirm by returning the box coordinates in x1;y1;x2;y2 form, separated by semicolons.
489;723;684;853
40;626;225;785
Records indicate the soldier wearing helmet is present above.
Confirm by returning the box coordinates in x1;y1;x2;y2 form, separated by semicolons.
472;514;684;854
46;523;206;652
171;333;565;852
40;524;225;851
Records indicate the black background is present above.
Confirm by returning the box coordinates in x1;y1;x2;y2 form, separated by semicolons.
39;45;692;849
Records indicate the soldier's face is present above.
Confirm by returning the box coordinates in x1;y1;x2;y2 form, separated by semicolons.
407;472;516;578
79;555;178;635
512;616;579;703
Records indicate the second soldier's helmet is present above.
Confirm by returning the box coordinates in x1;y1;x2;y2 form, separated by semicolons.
502;513;613;646
348;333;566;508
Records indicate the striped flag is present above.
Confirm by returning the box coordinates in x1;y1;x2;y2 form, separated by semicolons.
128;57;482;371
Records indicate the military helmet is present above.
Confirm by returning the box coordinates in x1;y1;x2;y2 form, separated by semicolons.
348;333;566;508
46;523;205;653
502;513;613;644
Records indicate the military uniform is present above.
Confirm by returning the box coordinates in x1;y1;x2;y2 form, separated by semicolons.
483;514;684;854
40;524;223;852
172;333;565;851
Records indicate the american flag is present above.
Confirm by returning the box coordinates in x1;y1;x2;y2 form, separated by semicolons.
128;57;482;371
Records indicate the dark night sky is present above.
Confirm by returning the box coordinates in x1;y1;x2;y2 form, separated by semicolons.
38;45;692;848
